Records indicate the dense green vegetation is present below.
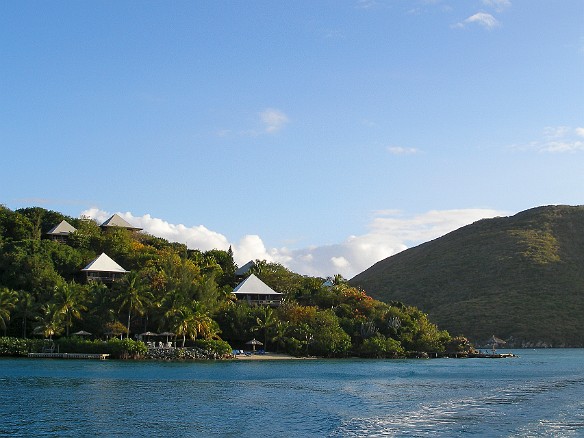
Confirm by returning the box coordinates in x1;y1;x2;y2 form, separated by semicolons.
0;336;147;359
351;205;584;347
0;205;465;358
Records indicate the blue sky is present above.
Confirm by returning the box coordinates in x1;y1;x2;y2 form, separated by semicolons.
2;1;583;278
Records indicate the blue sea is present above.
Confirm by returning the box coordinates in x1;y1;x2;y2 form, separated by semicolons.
1;349;583;437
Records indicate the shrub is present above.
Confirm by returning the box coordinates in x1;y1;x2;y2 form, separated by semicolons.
0;337;46;356
106;338;147;359
54;337;147;359
194;339;232;357
358;335;405;358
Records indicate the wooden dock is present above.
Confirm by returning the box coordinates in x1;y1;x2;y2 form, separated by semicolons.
468;352;516;358
28;352;110;360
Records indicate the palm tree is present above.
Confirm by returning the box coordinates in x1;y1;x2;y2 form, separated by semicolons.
0;288;18;336
35;303;63;339
88;282;115;325
167;303;218;347
272;320;290;353
117;272;152;339
254;306;276;351
54;282;88;337
190;304;218;340
16;290;37;338
170;306;199;348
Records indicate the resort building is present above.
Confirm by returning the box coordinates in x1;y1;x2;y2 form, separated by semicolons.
46;220;77;243
232;273;283;306
100;214;142;232
82;253;129;283
235;260;255;280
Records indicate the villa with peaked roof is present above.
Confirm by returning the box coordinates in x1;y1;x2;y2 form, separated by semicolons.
46;220;77;243
82;253;129;283
100;213;142;232
232;274;283;306
235;260;255;279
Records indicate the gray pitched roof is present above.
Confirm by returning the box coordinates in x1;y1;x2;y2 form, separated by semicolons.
232;274;282;296
235;260;255;276
82;253;128;273
46;220;77;236
100;213;142;231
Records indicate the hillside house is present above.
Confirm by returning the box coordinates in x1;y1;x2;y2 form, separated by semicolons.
82;253;129;283
100;214;142;232
46;220;77;243
232;274;283;306
235;260;255;281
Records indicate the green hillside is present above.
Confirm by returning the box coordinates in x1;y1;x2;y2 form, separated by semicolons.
350;205;584;347
0;205;468;358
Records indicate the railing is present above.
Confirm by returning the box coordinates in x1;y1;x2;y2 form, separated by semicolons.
246;299;282;306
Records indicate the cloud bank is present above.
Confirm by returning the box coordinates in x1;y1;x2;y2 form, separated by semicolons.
387;146;420;155
481;0;511;12
454;12;499;29
260;108;289;133
82;207;507;279
513;126;584;153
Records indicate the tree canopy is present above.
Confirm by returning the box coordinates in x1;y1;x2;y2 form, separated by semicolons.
0;205;466;357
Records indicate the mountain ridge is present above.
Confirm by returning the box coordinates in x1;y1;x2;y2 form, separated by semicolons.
350;205;584;347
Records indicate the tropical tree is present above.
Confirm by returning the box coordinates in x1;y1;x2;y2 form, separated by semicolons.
103;321;127;339
251;261;304;298
87;282;116;330
253;306;277;351
167;303;218;347
167;306;194;347
16;290;37;338
214;302;254;344
35;303;63;339
0;287;18;335
194;273;221;311
54;281;88;337
116;272;152;338
271;320;290;352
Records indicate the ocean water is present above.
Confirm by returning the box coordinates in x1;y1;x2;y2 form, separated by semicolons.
1;349;583;437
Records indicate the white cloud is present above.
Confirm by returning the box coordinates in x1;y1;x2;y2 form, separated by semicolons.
81;207;507;280
215;108;289;138
81;209;231;252
543;126;571;138
331;256;350;269
232;235;274;265
454;12;500;29
260;108;289;133
81;209;276;268
482;0;511;12
387;146;419;155
515;126;584;153
356;0;378;10
276;208;506;278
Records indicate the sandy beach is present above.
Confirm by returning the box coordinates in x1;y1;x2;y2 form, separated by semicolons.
233;352;314;360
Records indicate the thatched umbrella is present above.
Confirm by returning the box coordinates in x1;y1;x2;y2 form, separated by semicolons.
141;331;158;343
246;338;263;352
73;330;92;337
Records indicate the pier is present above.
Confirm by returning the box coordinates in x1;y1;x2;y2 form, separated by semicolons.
28;353;110;360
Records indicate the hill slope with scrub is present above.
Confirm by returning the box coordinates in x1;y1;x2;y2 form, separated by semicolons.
351;205;584;347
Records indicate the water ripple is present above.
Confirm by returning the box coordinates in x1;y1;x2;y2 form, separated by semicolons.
1;351;584;437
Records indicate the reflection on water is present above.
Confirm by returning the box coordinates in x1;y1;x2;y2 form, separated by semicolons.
1;350;583;437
